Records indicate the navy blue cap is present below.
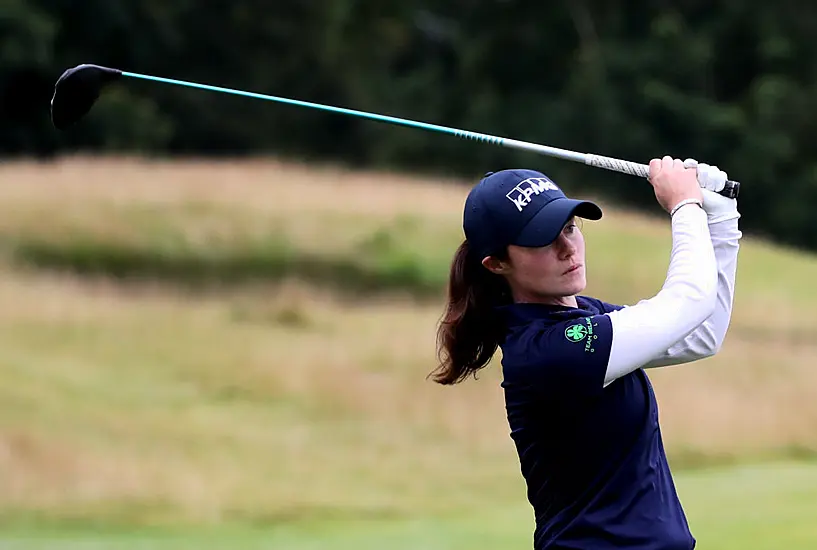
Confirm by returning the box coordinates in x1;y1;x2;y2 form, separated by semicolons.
463;169;602;259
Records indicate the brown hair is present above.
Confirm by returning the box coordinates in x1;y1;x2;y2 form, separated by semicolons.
430;239;512;385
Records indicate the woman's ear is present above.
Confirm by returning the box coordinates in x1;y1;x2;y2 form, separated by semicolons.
482;255;510;275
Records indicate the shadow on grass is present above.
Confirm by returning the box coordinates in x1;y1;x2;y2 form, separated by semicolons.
6;237;447;300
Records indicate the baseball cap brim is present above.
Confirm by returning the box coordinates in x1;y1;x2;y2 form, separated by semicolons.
512;198;602;248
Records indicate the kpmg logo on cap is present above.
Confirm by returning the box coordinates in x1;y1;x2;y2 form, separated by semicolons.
506;177;560;212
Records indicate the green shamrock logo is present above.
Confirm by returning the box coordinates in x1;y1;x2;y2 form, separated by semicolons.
565;323;589;343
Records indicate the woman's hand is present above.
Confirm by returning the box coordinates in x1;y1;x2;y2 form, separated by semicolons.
648;156;704;214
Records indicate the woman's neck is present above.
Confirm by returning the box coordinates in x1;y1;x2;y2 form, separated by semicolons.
512;291;578;308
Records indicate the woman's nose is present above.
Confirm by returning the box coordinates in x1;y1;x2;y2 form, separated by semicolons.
556;235;576;258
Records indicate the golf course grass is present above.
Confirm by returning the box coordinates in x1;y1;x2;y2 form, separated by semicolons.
0;156;815;548
3;461;817;549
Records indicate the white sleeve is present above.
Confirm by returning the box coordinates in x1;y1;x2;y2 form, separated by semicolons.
640;215;741;368
603;204;718;386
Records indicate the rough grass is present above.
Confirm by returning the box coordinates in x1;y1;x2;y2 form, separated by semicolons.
0;157;458;296
0;156;816;546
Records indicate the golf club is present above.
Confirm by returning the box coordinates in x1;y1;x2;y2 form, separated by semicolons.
50;64;740;198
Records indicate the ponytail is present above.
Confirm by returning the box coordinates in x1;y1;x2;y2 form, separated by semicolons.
431;239;512;385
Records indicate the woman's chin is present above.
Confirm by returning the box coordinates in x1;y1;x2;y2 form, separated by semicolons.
562;270;587;294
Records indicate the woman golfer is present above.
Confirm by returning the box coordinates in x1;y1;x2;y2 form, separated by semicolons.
432;156;741;549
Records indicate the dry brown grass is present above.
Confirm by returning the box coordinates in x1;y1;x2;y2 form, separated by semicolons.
0;267;515;524
0;156;815;525
0;155;465;232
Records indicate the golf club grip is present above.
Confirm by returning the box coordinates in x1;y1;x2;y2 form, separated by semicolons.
585;154;740;199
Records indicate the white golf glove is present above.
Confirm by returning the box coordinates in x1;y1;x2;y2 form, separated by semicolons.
683;158;740;223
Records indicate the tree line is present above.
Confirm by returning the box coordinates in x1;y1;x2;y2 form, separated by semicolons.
3;1;816;251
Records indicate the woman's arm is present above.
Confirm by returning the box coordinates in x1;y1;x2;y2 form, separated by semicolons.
603;202;718;386
601;188;741;370
641;210;740;368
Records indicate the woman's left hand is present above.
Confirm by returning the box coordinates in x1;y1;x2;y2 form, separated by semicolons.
683;158;728;193
683;158;739;223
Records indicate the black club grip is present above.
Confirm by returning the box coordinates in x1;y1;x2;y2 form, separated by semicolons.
720;179;740;199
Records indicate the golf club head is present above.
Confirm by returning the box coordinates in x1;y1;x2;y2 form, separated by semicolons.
50;64;122;130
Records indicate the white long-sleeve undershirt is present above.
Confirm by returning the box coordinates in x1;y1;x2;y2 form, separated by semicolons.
640;213;741;369
603;203;740;386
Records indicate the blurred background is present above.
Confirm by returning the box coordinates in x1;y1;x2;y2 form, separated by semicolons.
1;2;816;549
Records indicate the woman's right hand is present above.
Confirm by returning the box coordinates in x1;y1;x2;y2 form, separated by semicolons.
648;156;704;214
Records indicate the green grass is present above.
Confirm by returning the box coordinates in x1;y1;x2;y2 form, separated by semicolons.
2;461;816;549
3;231;446;297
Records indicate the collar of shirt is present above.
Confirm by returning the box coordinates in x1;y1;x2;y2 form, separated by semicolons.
495;297;602;328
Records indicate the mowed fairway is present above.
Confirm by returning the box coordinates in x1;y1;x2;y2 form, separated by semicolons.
0;157;816;548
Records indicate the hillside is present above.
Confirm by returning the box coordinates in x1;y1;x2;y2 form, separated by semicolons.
0;157;815;548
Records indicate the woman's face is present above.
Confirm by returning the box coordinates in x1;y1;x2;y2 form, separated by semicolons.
483;218;586;306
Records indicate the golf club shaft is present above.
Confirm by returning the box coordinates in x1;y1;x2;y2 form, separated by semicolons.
124;72;638;172
121;71;737;197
